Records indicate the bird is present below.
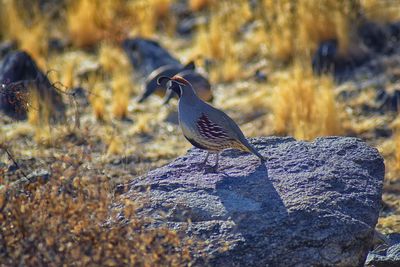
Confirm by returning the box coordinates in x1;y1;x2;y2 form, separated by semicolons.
157;75;265;172
163;69;212;104
138;64;185;103
139;61;213;104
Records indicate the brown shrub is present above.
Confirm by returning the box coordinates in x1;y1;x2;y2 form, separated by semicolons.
0;176;191;266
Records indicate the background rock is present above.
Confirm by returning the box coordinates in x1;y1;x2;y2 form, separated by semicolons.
0;50;65;121
366;233;400;267
114;137;385;266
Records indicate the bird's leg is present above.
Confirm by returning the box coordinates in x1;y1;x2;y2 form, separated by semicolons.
202;152;210;166
211;153;219;172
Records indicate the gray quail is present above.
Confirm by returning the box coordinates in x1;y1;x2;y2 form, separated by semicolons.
158;75;265;172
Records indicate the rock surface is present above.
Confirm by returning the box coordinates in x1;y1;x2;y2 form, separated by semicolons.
0;51;65;121
116;137;385;266
366;233;400;267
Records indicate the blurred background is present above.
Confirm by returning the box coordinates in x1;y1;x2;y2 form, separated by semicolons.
1;0;400;265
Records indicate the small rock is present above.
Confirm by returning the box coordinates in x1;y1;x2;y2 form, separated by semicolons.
358;22;388;54
0;51;65;121
27;169;51;184
312;39;337;75
376;87;400;112
254;69;268;82
366;233;400;267
312;39;371;81
48;38;68;53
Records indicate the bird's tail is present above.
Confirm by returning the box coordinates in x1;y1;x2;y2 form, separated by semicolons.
239;139;266;162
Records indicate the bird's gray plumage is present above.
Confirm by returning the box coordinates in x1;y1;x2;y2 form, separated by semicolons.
158;75;265;171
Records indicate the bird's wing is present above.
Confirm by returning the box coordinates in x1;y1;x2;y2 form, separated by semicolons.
196;113;232;141
202;102;247;141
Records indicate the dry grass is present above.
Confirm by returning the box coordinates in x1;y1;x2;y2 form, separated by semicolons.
27;84;54;146
271;63;342;140
127;0;175;38
111;71;132;120
88;75;107;122
66;0;129;48
0;0;48;68
260;0;354;60
192;0;252;82
0;172;191;266
361;0;400;22
66;0;174;47
98;43;134;120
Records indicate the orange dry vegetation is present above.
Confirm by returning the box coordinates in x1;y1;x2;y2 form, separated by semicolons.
0;175;191;266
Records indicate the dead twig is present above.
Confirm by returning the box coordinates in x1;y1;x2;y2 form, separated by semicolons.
2;146;29;179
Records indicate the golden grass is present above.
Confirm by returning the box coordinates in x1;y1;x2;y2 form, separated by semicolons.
192;0;252;82
27;85;54;146
112;71;132;120
377;215;400;233
62;59;76;90
66;0;107;48
66;0;174;46
99;43;134;120
88;75;107;122
127;0;174;38
105;130;124;156
271;63;342;140
0;0;48;68
191;0;353;79
99;43;129;74
260;0;354;60
361;0;400;22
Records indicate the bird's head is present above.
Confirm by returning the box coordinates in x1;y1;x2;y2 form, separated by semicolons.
157;75;191;103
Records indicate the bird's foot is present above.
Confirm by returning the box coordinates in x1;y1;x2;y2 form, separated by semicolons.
204;165;218;174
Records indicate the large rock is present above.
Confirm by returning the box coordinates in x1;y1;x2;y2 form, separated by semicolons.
116;137;384;266
0;51;65;121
